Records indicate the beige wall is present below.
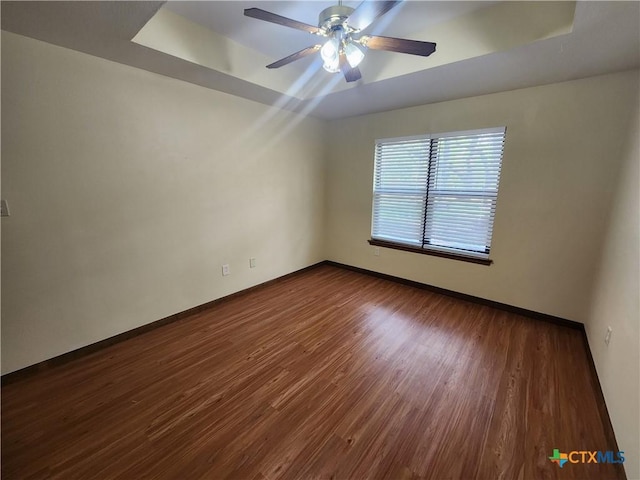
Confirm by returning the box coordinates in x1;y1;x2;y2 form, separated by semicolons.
1;32;325;374
585;91;639;479
325;70;639;323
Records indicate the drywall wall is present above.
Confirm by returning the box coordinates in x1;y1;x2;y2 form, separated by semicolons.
585;88;639;479
1;31;325;374
325;69;639;323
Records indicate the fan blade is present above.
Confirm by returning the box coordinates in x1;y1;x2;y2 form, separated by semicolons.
347;1;403;32
244;8;320;35
362;35;436;56
339;53;362;83
266;45;321;69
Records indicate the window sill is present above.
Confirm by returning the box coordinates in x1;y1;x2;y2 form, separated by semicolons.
368;239;493;266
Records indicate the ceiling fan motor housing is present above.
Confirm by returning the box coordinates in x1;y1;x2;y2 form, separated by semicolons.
318;5;355;33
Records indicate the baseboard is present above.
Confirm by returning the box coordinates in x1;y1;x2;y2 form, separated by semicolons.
1;261;326;386
325;260;583;330
2;259;582;385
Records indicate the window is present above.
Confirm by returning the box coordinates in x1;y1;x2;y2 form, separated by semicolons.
370;127;506;265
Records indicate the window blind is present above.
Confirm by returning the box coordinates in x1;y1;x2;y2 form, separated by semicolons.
372;127;506;259
372;136;430;247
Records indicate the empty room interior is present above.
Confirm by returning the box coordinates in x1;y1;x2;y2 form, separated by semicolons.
1;1;639;479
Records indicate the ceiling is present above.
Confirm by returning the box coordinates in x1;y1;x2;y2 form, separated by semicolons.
2;1;639;119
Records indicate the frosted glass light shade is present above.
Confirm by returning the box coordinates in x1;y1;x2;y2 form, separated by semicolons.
345;42;364;68
321;38;340;73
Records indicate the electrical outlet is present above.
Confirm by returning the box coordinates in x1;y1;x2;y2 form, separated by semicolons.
222;264;230;276
249;258;256;268
604;326;612;346
374;247;380;256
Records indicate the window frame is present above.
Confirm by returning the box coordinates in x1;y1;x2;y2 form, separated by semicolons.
369;127;506;266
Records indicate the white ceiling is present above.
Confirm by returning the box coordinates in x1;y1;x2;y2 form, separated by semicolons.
2;1;639;120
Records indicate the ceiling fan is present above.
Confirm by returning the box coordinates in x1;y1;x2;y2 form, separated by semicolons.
244;1;436;83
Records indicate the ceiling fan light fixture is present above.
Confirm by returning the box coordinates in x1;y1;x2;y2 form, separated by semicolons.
344;42;365;68
321;38;340;73
244;1;437;83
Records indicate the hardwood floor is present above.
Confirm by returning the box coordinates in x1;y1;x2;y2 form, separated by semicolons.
1;265;623;479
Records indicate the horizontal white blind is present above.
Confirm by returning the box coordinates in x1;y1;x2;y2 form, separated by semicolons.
425;129;505;257
372;127;506;259
372;137;430;246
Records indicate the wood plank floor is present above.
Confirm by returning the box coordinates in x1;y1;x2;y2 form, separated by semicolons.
2;265;623;479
